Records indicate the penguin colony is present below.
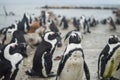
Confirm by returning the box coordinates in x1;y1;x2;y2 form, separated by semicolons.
0;10;120;80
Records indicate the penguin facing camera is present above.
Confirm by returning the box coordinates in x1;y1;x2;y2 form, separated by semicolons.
56;31;90;80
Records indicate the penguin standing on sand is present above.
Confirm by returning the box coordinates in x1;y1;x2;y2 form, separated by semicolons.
26;31;60;78
60;16;69;29
56;32;90;80
80;16;91;34
98;35;120;80
106;17;116;30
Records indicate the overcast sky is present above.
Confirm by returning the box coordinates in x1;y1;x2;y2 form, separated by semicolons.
0;0;120;5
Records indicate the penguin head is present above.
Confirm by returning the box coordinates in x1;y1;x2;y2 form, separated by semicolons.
64;30;83;45
108;35;119;44
9;38;18;48
69;32;81;44
106;17;112;23
80;15;85;20
44;31;60;45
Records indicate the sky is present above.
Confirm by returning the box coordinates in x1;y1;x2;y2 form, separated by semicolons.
0;0;120;6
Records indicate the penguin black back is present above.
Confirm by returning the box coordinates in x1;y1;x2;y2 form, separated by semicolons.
26;31;60;77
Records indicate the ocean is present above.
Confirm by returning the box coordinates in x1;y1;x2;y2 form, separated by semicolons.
0;4;116;29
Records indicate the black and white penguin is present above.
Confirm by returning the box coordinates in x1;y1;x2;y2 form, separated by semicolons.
60;16;69;29
0;23;18;45
17;13;30;34
80;16;91;34
98;35;120;80
88;16;98;27
56;32;90;80
106;17;116;30
0;44;12;80
73;17;80;31
46;19;62;47
3;39;23;80
26;31;60;78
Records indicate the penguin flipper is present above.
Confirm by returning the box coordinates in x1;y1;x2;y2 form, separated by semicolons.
56;55;67;80
56;59;63;80
84;61;90;80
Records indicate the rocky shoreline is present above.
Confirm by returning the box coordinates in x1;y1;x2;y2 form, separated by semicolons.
40;5;118;10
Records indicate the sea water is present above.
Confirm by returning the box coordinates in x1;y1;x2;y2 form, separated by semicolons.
0;4;115;29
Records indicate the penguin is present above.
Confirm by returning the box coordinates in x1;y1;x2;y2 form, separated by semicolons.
0;44;12;80
106;17;116;30
10;30;28;57
98;35;120;80
56;32;90;80
2;39;23;80
73;17;80;31
26;31;60;78
0;59;12;80
60;16;69;29
80;16;91;34
88;16;98;27
0;23;18;45
49;20;62;47
18;13;30;34
46;19;62;47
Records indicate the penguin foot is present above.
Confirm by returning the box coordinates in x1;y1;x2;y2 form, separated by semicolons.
110;77;119;80
25;69;39;77
47;72;56;77
101;77;119;80
87;31;91;33
23;53;28;58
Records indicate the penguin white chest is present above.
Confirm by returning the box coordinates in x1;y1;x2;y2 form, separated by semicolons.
104;47;120;77
60;52;84;80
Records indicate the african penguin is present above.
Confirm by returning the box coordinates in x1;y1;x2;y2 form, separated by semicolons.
98;35;120;80
3;39;23;80
60;16;69;29
80;16;91;34
0;44;12;80
73;17;80;31
106;17;116;30
26;31;60;78
56;32;90;80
